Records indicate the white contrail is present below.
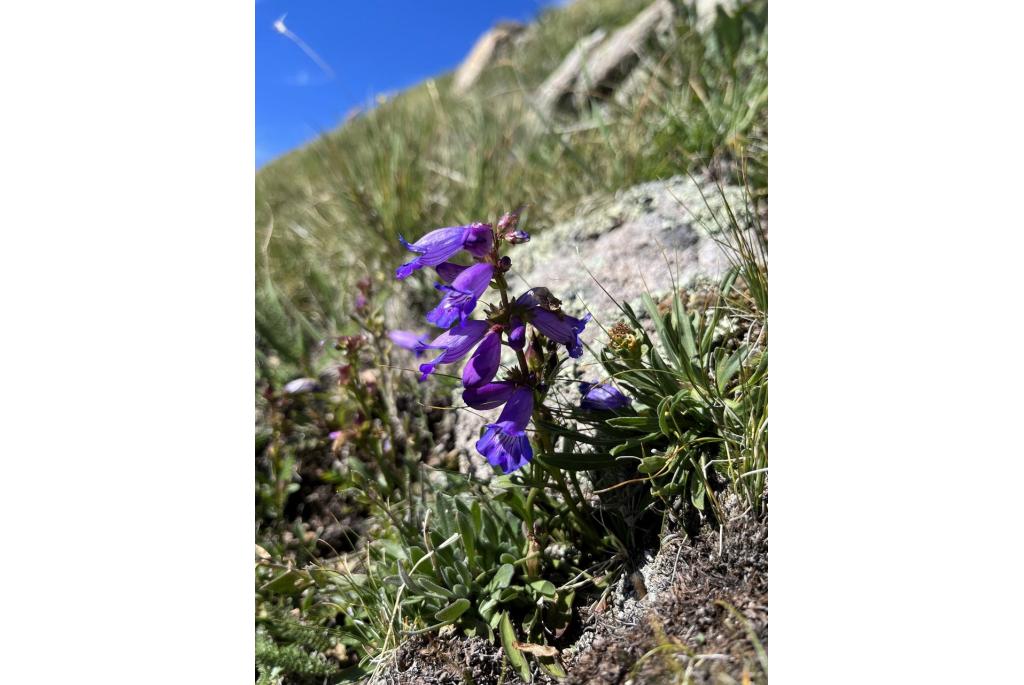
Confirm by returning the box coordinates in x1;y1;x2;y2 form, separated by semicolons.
273;14;335;80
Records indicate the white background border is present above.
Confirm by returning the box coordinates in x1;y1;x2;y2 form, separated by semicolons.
2;0;1024;682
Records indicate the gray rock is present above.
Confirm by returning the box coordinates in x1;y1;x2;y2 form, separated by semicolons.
510;174;748;329
570;0;675;107
534;29;607;115
452;22;525;95
533;0;675;117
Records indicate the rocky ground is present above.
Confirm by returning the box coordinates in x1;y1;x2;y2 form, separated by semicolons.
386;497;766;684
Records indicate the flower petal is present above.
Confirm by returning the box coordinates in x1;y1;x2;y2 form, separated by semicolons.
395;225;475;280
425;263;494;328
416;320;489;381
435;262;469;283
529;309;591;358
462;223;494;258
579;382;632;411
388;330;430;357
462;329;501;388
508;317;526;350
476;423;533;474
462;381;516;410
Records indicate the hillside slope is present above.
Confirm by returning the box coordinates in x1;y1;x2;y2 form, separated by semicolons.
256;2;767;683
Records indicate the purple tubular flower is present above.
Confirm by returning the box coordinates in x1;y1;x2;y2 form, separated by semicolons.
388;330;430;357
426;263;494;329
462;381;517;410
528;309;591;358
461;223;494;258
395;224;494;280
462;329;501;388
476;387;534;474
416;320;489;381
508;317;526;350
435;262;469;283
579;382;632;411
508;230;530;244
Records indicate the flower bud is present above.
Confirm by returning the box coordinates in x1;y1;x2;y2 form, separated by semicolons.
497;211;519;232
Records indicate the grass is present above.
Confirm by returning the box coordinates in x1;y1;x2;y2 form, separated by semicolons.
255;1;767;682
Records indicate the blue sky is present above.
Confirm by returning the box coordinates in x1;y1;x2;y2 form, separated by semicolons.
256;0;565;168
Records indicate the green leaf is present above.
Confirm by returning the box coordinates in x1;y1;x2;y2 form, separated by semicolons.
435;598;471;623
545;589;575;639
479;595;499;619
416;576;455;600
716;345;747;394
397;561;421;592
454;558;473;587
375;539;408;561
674;298;699;360
457;510;476;564
529;580;557;598
605;415;661;432
488;563;515;592
259;569;311;596
538;655;567;678
471;500;483;537
657;396;675;438
643;293;681;369
690;476;706;511
499;612;531;683
497;586;522;603
639;455;668;475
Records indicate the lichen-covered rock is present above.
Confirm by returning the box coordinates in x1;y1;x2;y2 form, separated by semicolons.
511;174;748;329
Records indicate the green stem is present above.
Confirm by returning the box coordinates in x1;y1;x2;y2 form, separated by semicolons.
493;258;603;549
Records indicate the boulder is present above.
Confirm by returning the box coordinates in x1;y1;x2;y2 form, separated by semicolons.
534;28;608;115
533;0;675;116
452;21;525;95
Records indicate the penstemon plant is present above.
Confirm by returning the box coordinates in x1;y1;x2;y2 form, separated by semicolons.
393;211;595;476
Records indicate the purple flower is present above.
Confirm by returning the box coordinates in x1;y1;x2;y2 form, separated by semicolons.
435;261;469;283
416;320;489;381
462;328;502;388
462;381;517;410
532;309;591;358
476;387;534;474
508;316;526;350
395;224;493;280
579;382;632;411
515;292;591;358
388;330;430;357
426;263;494;329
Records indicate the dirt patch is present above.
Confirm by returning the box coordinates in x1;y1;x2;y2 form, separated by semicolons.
387;633;507;685
565;506;767;684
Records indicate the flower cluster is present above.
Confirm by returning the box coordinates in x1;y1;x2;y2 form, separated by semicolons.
391;213;597;474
